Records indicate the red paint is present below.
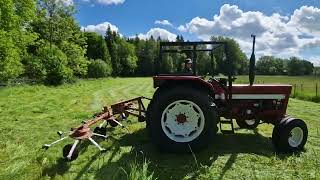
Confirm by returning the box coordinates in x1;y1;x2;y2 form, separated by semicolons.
232;84;292;94
176;114;187;123
153;75;292;125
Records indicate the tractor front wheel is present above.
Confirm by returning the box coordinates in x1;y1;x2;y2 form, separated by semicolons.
148;86;218;152
272;117;308;152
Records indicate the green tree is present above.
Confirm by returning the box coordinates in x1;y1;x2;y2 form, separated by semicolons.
211;36;248;75
0;31;23;82
197;51;216;75
84;32;111;63
33;0;85;46
105;26;121;75
302;60;314;75
0;0;36;82
134;37;158;76
118;39;138;76
256;56;285;75
30;0;88;80
35;43;72;85
60;41;88;77
287;57;314;76
161;53;174;73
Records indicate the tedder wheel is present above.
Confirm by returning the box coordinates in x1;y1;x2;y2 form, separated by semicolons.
62;144;79;161
272;117;308;153
148;86;218;152
93;127;107;136
108;119;118;127
236;119;260;129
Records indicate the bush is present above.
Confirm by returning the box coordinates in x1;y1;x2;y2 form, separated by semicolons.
60;41;89;77
36;44;73;85
87;59;112;78
22;55;47;81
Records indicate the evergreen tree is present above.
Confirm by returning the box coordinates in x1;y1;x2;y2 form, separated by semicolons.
105;26;121;75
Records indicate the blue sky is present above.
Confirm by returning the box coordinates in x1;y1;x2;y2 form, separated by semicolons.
69;0;320;65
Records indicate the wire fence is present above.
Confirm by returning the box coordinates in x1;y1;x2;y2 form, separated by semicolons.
292;83;319;97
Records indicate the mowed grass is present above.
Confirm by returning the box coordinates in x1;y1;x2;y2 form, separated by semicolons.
0;76;319;180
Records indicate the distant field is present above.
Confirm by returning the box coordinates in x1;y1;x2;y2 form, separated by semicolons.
0;77;320;179
236;75;320;102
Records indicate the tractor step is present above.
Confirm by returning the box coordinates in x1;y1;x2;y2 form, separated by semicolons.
220;130;235;134
220;120;234;124
219;119;235;134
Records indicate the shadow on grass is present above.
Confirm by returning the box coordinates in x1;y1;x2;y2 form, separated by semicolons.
41;126;294;180
92;127;278;180
42;158;71;178
41;139;103;179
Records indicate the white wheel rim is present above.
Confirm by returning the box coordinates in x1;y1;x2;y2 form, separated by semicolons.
288;127;304;147
161;100;205;143
245;119;256;126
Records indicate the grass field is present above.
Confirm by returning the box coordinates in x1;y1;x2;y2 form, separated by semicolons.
0;77;320;179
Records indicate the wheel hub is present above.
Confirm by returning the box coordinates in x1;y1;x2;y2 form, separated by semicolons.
176;114;187;124
161;100;205;143
288;127;304;147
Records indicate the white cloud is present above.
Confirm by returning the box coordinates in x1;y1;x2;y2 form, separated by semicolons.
81;22;119;36
155;20;173;27
177;25;187;32
82;0;125;5
289;6;320;35
178;4;320;65
136;28;177;41
96;0;125;5
57;0;73;6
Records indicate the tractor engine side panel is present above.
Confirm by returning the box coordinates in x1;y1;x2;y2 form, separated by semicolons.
220;84;292;124
225;99;288;124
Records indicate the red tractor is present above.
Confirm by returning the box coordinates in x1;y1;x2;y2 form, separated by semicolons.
146;35;308;153
44;36;308;160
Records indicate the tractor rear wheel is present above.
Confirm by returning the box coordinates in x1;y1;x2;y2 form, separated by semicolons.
148;86;218;152
272;118;308;152
236;119;260;129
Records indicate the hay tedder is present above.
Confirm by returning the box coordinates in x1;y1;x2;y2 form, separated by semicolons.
44;35;308;161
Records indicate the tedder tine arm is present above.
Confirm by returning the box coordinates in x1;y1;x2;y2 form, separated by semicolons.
43;96;151;161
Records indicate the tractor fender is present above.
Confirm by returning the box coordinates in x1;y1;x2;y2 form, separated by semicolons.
153;76;217;96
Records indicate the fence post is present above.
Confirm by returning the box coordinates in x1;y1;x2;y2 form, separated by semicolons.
316;83;318;97
294;84;296;96
301;84;303;93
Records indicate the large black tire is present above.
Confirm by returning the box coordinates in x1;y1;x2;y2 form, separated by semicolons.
236;119;260;129
146;99;153;136
148;86;218;152
272;117;308;153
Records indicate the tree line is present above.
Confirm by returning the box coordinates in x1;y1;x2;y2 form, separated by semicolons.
256;56;314;76
0;0;316;85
